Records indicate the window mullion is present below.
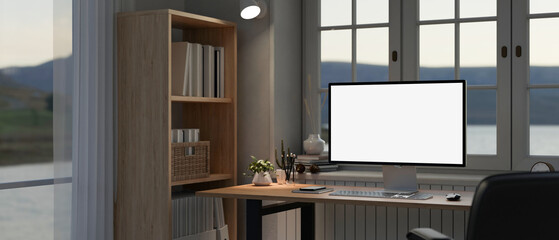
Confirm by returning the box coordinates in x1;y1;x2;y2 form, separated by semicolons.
511;0;529;169
455;0;460;80
401;0;418;80
352;0;357;82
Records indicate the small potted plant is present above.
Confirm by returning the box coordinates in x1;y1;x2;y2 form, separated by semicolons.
247;156;275;186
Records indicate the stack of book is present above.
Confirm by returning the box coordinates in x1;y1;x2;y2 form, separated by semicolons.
171;128;200;143
172;192;229;240
296;154;338;172
172;42;225;98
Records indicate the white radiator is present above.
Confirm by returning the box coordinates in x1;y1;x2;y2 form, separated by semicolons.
272;179;476;240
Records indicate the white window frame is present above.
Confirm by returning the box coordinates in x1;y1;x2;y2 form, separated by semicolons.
511;0;559;170
303;0;401;138
305;0;515;171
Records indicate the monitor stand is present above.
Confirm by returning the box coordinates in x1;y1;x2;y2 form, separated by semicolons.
379;165;418;194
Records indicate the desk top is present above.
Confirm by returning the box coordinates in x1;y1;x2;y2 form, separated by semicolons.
197;183;473;211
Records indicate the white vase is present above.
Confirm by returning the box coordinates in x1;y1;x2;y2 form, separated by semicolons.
303;134;325;155
252;172;273;186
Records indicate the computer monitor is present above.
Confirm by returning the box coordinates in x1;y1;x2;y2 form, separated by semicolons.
329;80;466;193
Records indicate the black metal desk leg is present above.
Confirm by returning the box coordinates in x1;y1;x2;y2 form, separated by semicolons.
301;202;315;240
246;199;263;240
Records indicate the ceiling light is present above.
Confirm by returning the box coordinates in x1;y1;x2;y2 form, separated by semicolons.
240;0;267;20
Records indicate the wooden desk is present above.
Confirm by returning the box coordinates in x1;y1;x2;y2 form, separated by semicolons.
197;183;474;240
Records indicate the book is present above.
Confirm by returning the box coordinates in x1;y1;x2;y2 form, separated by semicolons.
292;188;334;194
296;159;329;165
172;129;184;143
203;45;215;98
215;47;225;98
299;163;338;172
214;49;219;98
297;154;328;161
190;43;203;97
171;42;189;96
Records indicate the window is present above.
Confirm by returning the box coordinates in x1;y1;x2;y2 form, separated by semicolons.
511;0;559;167
0;0;72;239
415;0;510;170
303;0;400;146
305;0;559;170
0;1;55;239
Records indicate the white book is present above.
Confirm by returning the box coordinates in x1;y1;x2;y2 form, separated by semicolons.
213;198;219;228
172;199;177;239
215;47;225;98
198;197;203;234
203;45;215;98
189;129;196;143
191;43;203;97
186;43;194;96
186;196;191;236
185;128;193;155
171;129;183;143
171;42;189;96
179;198;186;237
185;43;192;96
207;197;213;231
193;129;199;142
215;198;224;228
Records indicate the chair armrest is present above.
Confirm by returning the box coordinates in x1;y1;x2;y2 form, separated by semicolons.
406;228;453;240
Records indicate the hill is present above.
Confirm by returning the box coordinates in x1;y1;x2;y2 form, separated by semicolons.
321;62;559;125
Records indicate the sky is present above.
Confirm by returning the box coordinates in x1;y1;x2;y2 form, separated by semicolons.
0;0;71;69
1;0;558;69
321;0;559;67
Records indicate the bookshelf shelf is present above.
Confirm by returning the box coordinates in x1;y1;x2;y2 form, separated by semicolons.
171;173;233;186
171;95;232;103
117;9;237;240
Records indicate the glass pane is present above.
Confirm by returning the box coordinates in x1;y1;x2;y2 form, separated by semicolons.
460;22;497;85
0;185;53;240
530;18;559;84
467;90;497;155
0;0;53;181
320;91;329;147
420;24;455;80
420;0;454;21
321;30;352;87
460;0;496;18
321;0;352;26
356;28;389;82
357;0;389;24
530;89;559;156
530;0;559;14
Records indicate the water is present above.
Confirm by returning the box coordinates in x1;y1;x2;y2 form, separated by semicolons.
0;163;53;240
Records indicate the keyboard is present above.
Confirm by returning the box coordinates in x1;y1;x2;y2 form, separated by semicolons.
330;190;433;200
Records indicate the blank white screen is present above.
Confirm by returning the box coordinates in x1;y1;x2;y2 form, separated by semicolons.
330;82;464;165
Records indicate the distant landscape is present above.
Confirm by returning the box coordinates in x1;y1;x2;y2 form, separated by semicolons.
0;60;558;165
320;61;559;125
0;61;53;166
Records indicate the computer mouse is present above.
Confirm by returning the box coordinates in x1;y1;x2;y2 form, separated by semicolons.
446;193;461;201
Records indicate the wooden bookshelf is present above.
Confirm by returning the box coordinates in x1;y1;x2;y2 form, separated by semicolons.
116;9;237;240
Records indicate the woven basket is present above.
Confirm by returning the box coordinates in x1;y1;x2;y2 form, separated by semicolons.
171;141;210;181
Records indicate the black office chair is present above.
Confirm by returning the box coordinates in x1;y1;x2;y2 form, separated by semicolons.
407;172;559;240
